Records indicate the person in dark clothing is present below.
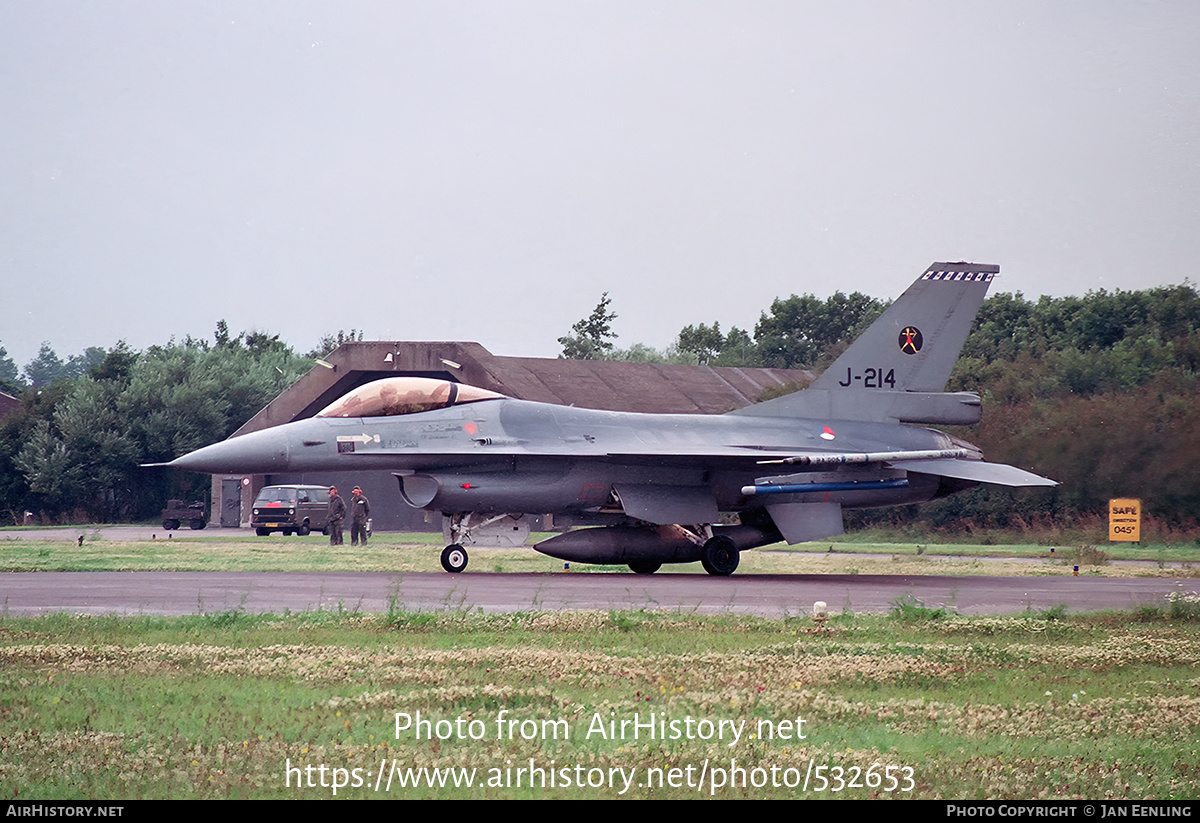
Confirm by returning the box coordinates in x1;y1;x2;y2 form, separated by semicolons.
327;486;346;545
350;485;371;546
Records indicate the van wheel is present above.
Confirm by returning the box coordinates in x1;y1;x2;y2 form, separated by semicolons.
256;528;271;536
297;523;310;536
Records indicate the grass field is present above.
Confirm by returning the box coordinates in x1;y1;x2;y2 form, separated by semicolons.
2;528;1198;799
2;606;1199;799
1;528;1198;577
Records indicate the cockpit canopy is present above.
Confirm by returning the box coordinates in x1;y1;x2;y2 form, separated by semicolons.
316;377;504;418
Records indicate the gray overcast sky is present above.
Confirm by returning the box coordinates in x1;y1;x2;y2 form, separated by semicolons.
2;1;1198;369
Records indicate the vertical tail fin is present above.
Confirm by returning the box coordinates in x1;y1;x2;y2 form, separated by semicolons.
810;261;996;393
732;262;996;422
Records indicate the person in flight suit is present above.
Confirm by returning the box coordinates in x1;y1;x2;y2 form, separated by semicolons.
327;486;346;545
350;485;371;546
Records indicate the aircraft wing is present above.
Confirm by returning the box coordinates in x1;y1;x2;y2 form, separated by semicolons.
340;442;1056;487
331;437;805;461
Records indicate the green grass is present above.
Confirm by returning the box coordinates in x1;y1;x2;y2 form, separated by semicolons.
2;529;1198;576
3;529;1197;799
2;608;1199;799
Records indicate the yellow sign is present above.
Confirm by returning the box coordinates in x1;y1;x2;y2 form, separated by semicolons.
1109;498;1141;542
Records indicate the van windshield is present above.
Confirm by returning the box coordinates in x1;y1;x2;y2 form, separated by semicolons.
316;377;503;418
254;488;297;505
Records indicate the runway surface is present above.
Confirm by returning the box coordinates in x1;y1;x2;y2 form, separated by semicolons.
2;570;1194;617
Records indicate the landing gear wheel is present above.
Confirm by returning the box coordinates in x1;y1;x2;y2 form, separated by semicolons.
628;561;661;575
700;536;739;576
441;544;468;573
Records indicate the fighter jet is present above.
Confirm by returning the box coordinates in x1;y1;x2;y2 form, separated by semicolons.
164;262;1054;575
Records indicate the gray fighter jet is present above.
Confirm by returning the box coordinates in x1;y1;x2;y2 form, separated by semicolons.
165;262;1054;575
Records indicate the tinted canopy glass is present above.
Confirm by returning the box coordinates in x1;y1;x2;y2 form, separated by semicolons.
316;377;503;418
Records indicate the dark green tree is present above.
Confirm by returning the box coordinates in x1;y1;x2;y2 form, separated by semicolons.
676;322;725;365
307;329;365;359
23;343;67;387
17;379;138;520
214;319;238;349
714;326;755;366
558;293;618;359
22;343;105;387
0;383;67;524
0;344;19;393
2;330;311;523
88;341;139;384
753;291;884;369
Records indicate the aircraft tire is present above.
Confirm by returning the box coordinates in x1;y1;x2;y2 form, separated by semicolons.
700;536;739;576
628;561;661;575
441;544;468;573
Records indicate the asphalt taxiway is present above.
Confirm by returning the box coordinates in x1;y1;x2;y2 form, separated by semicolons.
1;569;1193;618
3;527;1193;617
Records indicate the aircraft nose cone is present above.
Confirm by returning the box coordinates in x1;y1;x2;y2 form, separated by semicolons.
169;427;290;474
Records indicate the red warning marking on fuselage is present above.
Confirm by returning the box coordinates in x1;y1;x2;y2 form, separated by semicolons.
578;484;607;501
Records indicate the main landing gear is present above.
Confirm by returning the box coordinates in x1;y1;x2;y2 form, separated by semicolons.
624;525;739;576
700;535;739;576
437;514;742;576
626;535;739;576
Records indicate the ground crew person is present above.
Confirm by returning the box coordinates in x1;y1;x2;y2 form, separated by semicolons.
327;486;346;545
350;485;370;546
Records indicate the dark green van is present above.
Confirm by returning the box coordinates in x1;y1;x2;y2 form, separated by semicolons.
251;485;331;536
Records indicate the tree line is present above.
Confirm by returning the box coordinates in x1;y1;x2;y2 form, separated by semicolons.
561;283;1200;533
0;326;352;524
2;281;1197;531
561;283;1200;399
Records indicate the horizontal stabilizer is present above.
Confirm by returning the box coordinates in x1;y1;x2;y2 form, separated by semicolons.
735;388;984;424
889;458;1057;487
